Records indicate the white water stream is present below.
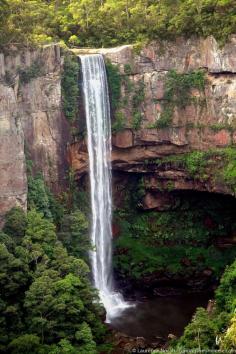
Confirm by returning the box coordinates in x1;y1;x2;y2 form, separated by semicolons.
79;54;129;322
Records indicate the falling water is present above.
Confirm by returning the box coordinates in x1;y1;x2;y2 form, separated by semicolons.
79;54;129;322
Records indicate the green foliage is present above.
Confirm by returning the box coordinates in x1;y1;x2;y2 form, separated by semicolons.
215;259;236;313
185;151;208;177
114;192;236;281
28;174;64;223
164;70;206;108
62;53;79;122
131;80;145;129
106;60;121;111
220;314;236;351
8;334;41;354
3;207;27;240
124;64;132;75
112;111;125;133
177;308;218;350
169;259;236;352
0;208;106;352
1;0;235;49
75;322;96;354
221;147;236;192
58;209;90;260
155;108;173;129
132;80;145;107
18;60;44;84
151;70;206;129
28;174;52;218
158;147;236;190
132;112;142;130
210;123;234;132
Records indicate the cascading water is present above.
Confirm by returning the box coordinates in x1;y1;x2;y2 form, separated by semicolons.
79;54;129;322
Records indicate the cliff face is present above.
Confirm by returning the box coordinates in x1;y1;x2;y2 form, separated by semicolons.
1;37;236;221
71;36;236;203
0;45;69;222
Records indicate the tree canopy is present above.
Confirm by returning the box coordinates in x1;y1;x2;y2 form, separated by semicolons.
0;207;106;353
0;0;235;49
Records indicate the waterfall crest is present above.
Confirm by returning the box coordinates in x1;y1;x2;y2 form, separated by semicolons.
79;54;129;322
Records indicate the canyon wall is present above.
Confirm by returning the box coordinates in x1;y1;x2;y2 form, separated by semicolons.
1;36;236;221
71;36;236;204
0;45;69;222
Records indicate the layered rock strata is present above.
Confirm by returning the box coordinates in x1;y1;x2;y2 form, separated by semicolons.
71;36;236;202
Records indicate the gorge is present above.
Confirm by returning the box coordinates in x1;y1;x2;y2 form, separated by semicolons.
0;36;236;352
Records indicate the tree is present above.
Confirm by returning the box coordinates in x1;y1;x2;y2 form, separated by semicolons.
28;175;52;219
8;334;41;354
3;207;27;241
58;209;90;259
24;271;96;346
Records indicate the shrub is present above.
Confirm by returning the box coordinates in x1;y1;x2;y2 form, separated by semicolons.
177;308;217;350
112;111;125;133
3;207;27;239
154;70;206;129
106;60;121;111
62;53;79;122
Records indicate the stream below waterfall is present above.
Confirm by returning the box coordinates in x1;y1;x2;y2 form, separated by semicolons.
109;292;210;340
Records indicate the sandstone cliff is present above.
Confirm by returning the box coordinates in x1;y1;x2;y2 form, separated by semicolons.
1;37;236;221
0;45;69;222
71;36;236;205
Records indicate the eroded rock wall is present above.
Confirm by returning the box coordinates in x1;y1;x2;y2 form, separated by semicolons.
0;45;69;222
71;36;236;201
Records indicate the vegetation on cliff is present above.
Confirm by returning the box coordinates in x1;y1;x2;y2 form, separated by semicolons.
0;0;235;49
114;191;236;284
62;53;80;122
159;147;236;194
149;69;206;129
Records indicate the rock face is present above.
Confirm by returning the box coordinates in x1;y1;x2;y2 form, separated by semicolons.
71;36;236;203
2;37;236;220
0;45;69;222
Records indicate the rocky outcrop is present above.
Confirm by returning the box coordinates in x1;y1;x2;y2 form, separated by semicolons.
0;45;69;222
71;36;236;201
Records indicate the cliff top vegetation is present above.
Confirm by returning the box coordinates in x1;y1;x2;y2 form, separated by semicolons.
0;0;235;50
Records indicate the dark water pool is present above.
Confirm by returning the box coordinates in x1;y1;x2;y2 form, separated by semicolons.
110;293;210;340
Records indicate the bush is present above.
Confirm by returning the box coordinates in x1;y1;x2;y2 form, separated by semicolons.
177;308;217;350
3;207;27;240
112;111;125;133
28;174;52;219
106;60;121;111
215;259;236;313
28;174;64;223
62;53;79;122
58;209;90;260
168;259;236;352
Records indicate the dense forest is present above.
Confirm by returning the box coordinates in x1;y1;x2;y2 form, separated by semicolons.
0;0;236;49
0;171;110;353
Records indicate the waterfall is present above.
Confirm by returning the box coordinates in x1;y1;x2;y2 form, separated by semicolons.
79;54;129;322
